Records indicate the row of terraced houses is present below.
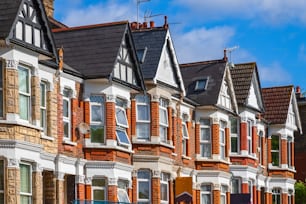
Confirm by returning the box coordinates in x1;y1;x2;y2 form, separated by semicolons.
0;0;304;204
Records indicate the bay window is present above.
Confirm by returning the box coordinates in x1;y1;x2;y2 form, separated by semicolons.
136;95;150;140
115;98;130;146
20;163;32;203
92;178;107;201
90;95;105;143
137;170;151;204
160;173;170;203
18;66;31;121
200;119;211;157
200;184;212;204
63;88;71;140
271;135;280;166
159;98;168;142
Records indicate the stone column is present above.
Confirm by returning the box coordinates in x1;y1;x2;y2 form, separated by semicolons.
7;158;20;204
56;172;65;204
32;164;43;204
108;178;118;202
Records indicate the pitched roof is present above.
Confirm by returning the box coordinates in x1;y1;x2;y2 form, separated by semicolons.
262;85;293;124
180;59;227;106
230;62;256;105
0;0;21;39
53;21;130;79
132;28;167;79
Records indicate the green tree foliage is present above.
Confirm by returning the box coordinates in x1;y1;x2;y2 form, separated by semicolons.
295;181;306;204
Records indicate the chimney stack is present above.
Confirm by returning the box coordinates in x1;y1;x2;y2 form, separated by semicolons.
42;0;54;18
150;21;155;28
223;49;228;62
163;16;169;29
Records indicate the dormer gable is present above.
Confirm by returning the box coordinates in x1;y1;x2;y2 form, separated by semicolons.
217;65;238;113
9;0;57;59
286;89;302;132
246;73;264;111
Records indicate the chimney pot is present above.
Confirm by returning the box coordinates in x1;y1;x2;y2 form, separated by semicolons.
223;49;228;62
131;22;137;30
150;21;155;28
143;22;148;28
296;86;301;93
163;16;169;29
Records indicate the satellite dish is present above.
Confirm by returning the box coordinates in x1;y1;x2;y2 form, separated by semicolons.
78;122;90;134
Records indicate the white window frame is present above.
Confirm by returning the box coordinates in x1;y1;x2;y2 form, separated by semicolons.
271;135;280;166
137;170;151;203
20;162;32;203
18;65;31;121
136;95;150;140
159;98;168;143
248;180;253;203
182;120;189;156
231;178;241;194
90;95;105;143
220;121;226;159
220;185;227;204
160;172;170;204
288;189;293;204
115;98;130;147
0;160;4;202
258;131;263;165
200;184;212;204
220;80;231;109
91;178;107;201
0;61;3;118
230;117;239;154
247;120;253;154
40;81;47;134
117;180;130;203
287;136;292;168
272;188;281;204
115;106;129;128
200;119;211;158
62;88;71;140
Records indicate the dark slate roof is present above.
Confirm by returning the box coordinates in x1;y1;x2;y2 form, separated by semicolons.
53;21;129;79
0;0;22;39
230;62;256;105
262;85;293;124
180;60;227;106
132;28;167;79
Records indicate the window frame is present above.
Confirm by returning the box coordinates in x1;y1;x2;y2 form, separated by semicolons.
91;178;107;201
40;81;47;134
220;185;227;204
220;121;226;159
159;98;168;143
117;180;130;203
20;162;32;203
271;135;280;166
230;117;239;154
287;136;292;168
247;120;253;154
160;172;170;203
136;95;150;140
200;184;212;204
137;170;151;203
200;119;211;158
0;160;4;203
231;178;241;194
272;188;281;204
258;130;263;165
115;98;130;147
90;95;105;143
62;88;71;140
18;65;31;121
248;180;253;203
182;120;189;156
0;61;3;118
195;79;208;91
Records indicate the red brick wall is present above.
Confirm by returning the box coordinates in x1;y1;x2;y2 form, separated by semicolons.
152;177;160;203
252;126;257;154
225;127;230;157
281;139;287;165
240;122;247;151
195;123;200;154
108;185;117;202
282;193;288;204
132;176;137;203
267;138;272;164
212;123;219;155
77;183;85;200
85;185;91;200
151;101;159;136
213;190;220;204
84;101;90;139
241;183;248;193
131;100;136;136
106;101;116;140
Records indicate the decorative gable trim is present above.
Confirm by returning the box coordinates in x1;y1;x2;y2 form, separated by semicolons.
289;89;302;134
246;68;264;112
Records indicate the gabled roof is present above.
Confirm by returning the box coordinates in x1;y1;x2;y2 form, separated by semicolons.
132;28;167;79
262;85;293;124
180;59;227;106
230;62;264;111
0;0;21;40
53;21;145;90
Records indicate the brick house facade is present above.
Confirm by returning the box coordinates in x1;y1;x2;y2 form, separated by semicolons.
0;0;302;204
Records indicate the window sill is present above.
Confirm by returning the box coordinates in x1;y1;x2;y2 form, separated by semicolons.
268;164;296;172
0;119;41;131
182;155;191;160
63;140;77;146
132;139;174;149
40;134;54;141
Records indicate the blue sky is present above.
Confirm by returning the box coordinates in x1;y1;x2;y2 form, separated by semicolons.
54;0;306;89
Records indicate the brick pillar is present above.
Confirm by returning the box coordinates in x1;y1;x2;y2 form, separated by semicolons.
252;126;257;154
266;192;271;204
85;184;91;200
167;107;172;141
281;138;287;165
226;191;230;204
282;193;288;204
5;66;18;115
291;142;295;167
108;185;117;202
212;122;219;155
225;127;230;157
169;179;174;204
241;183;248;193
43;171;56;204
131;99;136;137
132;171;137;203
77;183;85;200
292;194;295;204
252;185;256;204
128;187;133;203
84;101;90;139
240;122;247;151
213;189;220;204
267;137;272;164
152;177;160;204
257;189;261;204
33;170;43;204
172;114;178;154
31;75;40;126
195;123;200;155
151;100;159;137
106;100;116;140
186;121;191;156
71;98;78;142
7;166;20;204
56;178;65;204
195;190;200;204
126;105;131;138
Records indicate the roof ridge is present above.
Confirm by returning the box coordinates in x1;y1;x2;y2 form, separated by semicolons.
52;20;129;33
235;62;257;66
180;59;226;68
262;85;293;90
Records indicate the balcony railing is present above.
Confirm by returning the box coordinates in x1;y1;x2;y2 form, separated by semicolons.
72;200;131;204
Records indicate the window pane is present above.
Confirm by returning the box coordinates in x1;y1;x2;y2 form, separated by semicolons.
63;122;69;138
231;137;238;153
20;164;31;193
201;144;211;157
20;195;31;204
0;91;2;117
138;171;150;179
201;194;211;204
90;125;104;143
161;183;168;201
201;128;210;140
272;136;279;150
137;123;150;139
116;130;130;145
159;109;168;125
159;126;167;142
40;109;46;128
138;181;149;199
137;105;149;121
230;117;238;133
18;67;29;93
91;105;103;122
118;189;130;202
182;123;188;138
272;152;279;166
92;179;106;187
63;99;69;118
0;161;3;190
40;83;46;107
19;95;29;120
93;189;105;201
116;107;128;127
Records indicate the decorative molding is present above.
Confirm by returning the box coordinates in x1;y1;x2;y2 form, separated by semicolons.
5;59;17;69
85;177;92;185
7;158;19;168
106;94;116;102
212;117;219;124
76;175;85;184
108;177;118;185
151;94;160;102
55;171;65;180
132;170;138;177
153;170;161;178
33;163;43;172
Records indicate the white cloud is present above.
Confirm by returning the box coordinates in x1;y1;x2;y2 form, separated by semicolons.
258;62;292;86
172;26;235;63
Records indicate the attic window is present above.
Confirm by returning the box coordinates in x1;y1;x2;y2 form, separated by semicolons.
195;79;208;91
136;47;147;63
